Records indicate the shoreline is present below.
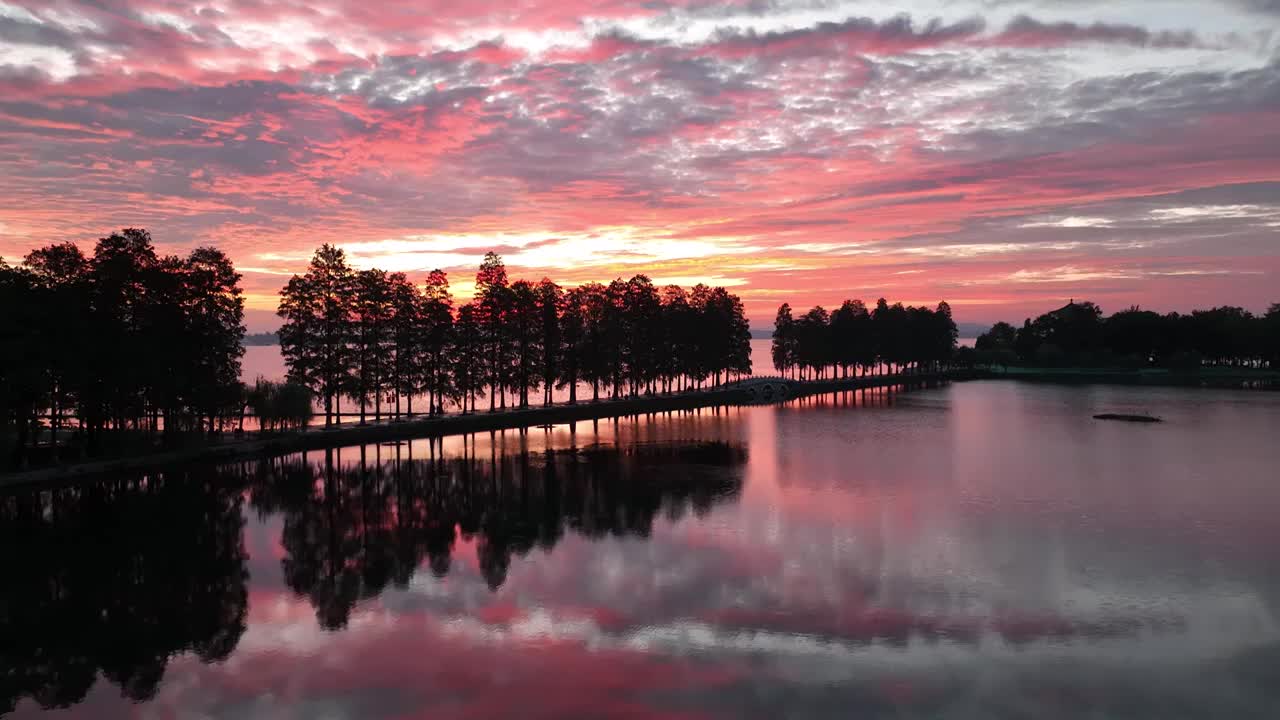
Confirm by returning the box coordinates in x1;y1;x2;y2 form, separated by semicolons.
977;367;1280;389
4;367;1276;488
1;372;948;488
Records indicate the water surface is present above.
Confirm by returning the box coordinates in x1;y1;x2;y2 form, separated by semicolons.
4;381;1280;718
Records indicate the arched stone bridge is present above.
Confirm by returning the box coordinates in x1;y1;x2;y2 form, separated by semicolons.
722;371;950;405
724;375;797;404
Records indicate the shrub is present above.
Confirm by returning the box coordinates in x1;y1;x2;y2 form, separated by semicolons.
247;377;314;432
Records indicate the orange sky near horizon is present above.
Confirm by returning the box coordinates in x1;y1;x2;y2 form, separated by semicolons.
0;0;1277;330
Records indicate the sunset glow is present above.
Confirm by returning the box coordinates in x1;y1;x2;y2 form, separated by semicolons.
1;0;1277;329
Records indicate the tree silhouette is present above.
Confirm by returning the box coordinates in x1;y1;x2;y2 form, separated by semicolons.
830;299;871;378
182;248;246;432
476;252;512;411
276;247;759;419
975;300;1280;370
2;230;246;469
351;269;394;423
771;302;796;377
774;297;957;379
278;244;355;427
578;282;611;401
975;321;1018;368
420;269;455;415
0;262;44;467
508;279;543;408
387;272;423;418
659;285;694;392
451;303;486;414
537;279;563;406
22;243;89;446
246;378;313;431
558;285;590;403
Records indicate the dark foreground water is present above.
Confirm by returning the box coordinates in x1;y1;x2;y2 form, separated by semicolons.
4;381;1280;719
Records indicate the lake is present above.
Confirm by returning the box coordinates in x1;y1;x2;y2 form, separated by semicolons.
4;381;1280;718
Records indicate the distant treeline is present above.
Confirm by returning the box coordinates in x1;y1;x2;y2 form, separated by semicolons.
967;301;1280;370
278;246;752;425
771;300;959;378
243;332;279;346
1;229;247;468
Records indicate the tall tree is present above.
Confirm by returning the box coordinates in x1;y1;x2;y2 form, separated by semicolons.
772;303;796;377
536;279;563;406
351;269;394;422
622;275;661;396
451;303;485;414
507;279;542;408
975;321;1019;367
829;299;869;378
661;285;693;391
795;306;831;379
386;272;422;417
0;262;43;467
558;286;589;404
578;283;611;401
931;301;958;370
475;252;511;411
278;245;355;427
90;229;159;433
420;270;455;415
22;243;89;442
182;247;246;432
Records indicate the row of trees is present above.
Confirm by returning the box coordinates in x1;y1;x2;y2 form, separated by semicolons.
278;247;753;425
771;299;959;379
973;301;1280;369
1;229;246;468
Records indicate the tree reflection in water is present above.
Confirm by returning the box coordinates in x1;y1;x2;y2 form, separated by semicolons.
0;435;745;714
250;438;747;630
0;470;249;714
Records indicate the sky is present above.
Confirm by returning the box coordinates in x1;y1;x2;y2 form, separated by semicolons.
0;0;1278;330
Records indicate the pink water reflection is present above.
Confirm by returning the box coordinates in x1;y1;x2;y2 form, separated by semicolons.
7;382;1280;718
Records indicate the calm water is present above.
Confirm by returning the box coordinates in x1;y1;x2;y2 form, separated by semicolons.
4;381;1280;718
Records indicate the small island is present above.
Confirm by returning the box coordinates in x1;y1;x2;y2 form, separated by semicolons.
1093;413;1163;423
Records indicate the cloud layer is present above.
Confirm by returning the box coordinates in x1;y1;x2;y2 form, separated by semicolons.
1;0;1277;326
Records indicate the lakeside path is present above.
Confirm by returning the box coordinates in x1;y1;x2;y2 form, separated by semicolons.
7;365;1275;489
1;371;952;488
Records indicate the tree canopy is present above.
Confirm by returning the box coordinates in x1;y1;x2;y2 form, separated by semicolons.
1;229;245;469
276;249;753;420
772;298;958;378
971;300;1280;370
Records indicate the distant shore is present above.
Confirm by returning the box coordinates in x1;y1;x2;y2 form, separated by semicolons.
980;366;1280;389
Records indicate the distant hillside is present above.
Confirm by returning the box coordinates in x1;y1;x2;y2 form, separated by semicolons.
243;332;279;346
